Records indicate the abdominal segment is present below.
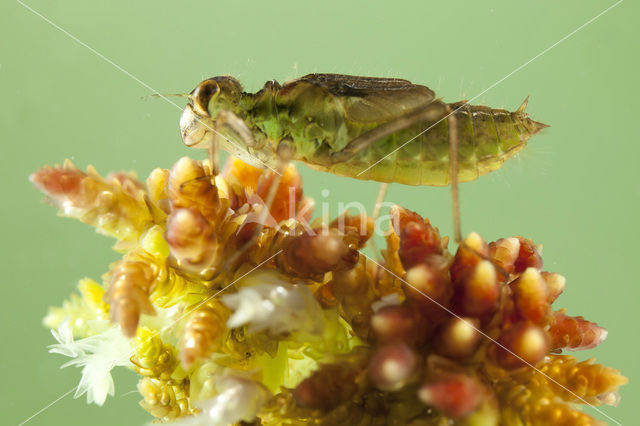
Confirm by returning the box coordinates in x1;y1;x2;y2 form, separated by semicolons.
323;102;532;186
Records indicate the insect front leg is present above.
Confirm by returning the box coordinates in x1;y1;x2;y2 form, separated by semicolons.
222;139;295;272
207;110;257;175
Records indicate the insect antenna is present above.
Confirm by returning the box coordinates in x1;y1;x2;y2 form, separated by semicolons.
140;93;190;100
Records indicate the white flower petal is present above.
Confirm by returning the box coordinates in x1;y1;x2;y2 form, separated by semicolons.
221;271;325;336
48;322;132;405
167;377;269;426
371;293;402;312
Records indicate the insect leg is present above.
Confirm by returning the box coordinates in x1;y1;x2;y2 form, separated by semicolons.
446;104;462;243
221;140;293;272
208;134;220;176
329;100;464;244
207;110;257;175
329;102;448;164
445;105;509;280
368;182;389;260
372;183;389;221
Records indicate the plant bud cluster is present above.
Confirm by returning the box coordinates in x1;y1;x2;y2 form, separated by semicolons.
33;158;626;425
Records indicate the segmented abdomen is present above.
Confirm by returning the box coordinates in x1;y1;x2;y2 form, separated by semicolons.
326;102;540;186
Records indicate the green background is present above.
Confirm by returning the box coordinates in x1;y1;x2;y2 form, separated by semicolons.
2;0;638;424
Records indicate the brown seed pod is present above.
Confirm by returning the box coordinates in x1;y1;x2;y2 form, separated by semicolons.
222;156;265;191
330;256;378;339
513;236;543;273
325;251;370;299
371;303;427;346
165;208;218;276
503;354;628;409
403;264;452;322
167;157;220;222
510;267;550;324
369;342;420;392
276;228;360;279
391;206;444;270
31;162;88;206
224;156;312;223
535;355;628;404
489;237;520;276
390;205;427;235
450;232;490;284
179;300;230;369
31;160;153;245
130;328;178;380
146;168;171;215
542;271;566;303
494;322;550;369
138;377;192;420
329;212;374;248
104;257;160;337
495;377;603;426
548;311;608;352
454;260;500;318
418;374;483;419
293;358;365;410
434;317;482;359
106;171;146;197
255;164;305;224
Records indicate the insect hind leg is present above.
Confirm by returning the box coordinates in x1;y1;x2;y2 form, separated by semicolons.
446;105;512;280
446;104;462;244
368;182;389;261
326;100;463;244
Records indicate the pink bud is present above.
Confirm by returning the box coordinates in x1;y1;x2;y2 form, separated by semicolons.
419;375;482;418
369;343;419;391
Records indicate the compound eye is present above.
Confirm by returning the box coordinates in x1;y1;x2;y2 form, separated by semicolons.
191;79;219;116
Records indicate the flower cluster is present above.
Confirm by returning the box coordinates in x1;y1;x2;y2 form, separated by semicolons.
32;155;626;425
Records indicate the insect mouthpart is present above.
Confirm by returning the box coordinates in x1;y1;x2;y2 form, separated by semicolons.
180;103;214;148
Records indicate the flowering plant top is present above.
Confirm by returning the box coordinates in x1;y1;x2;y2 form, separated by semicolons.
32;155;626;425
